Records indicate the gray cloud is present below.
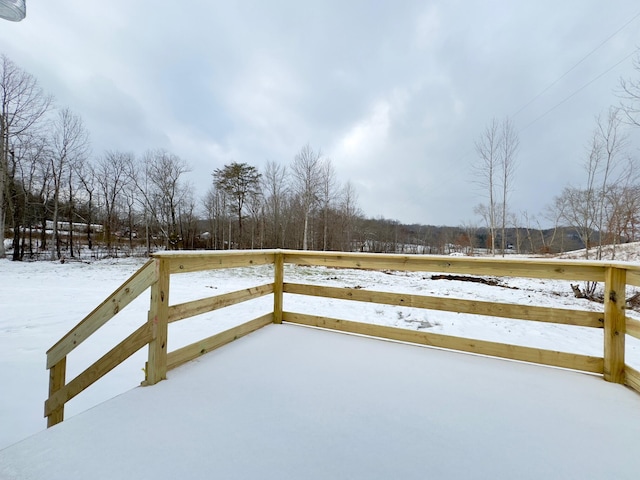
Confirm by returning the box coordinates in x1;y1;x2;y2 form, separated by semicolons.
1;0;639;226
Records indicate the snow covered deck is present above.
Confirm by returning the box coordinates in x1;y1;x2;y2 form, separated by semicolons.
3;323;640;480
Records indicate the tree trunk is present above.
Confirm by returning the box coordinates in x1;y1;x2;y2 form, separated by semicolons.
12;224;20;261
303;211;309;251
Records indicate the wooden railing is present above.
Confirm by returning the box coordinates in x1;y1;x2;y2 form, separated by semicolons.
45;250;640;427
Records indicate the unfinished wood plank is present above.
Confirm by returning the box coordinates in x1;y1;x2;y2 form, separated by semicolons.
627;317;640;341
603;267;626;383
283;312;604;374
159;251;275;274
283;283;603;328
627;269;640;288
625;365;640;394
168;284;274;323
47;259;158;369
146;259;170;385
44;323;153;417
273;252;284;324
166;313;273;371
281;250;607;282
46;357;67;427
152;249;278;260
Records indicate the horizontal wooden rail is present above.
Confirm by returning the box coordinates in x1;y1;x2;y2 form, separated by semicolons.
155;250;276;274
45;323;153;417
627;269;640;288
168;284;274;323
283;312;604;374
626;365;640;394
283;283;604;328
166;313;273;371
627;317;640;341
281;251;608;281
47;259;158;369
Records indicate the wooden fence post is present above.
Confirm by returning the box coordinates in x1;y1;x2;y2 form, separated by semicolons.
146;258;169;385
46;356;66;427
603;266;626;383
273;251;284;324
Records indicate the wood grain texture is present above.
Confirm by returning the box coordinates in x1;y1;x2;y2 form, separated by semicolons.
168;284;274;323
626;269;640;288
283;312;604;374
44;323;152;417
603;267;626;383
166;314;273;371
283;283;603;328
625;365;640;394
273;252;284;324
146;259;169;385
46;357;67;427
154;251;276;274
627;317;640;340
281;250;608;281
47;259;157;369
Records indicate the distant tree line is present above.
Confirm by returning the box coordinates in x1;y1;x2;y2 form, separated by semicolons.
2;52;638;262
205;145;362;251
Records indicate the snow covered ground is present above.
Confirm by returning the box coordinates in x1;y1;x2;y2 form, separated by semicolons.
2;324;640;480
1;254;639;453
556;241;640;262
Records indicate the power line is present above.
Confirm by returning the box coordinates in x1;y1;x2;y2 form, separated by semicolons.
520;48;639;132
512;10;640;119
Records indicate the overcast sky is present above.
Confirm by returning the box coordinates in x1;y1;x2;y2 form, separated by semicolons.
1;0;639;226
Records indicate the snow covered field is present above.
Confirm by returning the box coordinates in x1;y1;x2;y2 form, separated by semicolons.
1;254;639;451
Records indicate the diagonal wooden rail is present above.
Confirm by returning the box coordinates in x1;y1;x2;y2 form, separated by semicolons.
45;250;640;427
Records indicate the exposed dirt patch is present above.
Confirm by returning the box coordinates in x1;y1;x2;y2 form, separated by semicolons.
429;274;519;289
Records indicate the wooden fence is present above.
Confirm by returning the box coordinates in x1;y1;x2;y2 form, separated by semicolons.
45;250;640;427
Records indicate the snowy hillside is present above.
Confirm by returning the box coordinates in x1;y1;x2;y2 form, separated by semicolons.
556;241;640;262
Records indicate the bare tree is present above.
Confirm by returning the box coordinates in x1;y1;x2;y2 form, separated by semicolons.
474;117;519;255
202;184;228;249
76;161;97;251
0;55;53;257
319;159;338;251
555;108;631;297
542;196;569;254
291;144;323;250
178;193;198;250
619;54;640;127
95;151;131;254
246;189;264;249
144;149;190;250
121;174;140;254
506;212;522;254
338;180;362;251
10;133;48;259
126;154;155;254
48;108;90;259
583;108;628;260
473;119;500;254
604;166;640;255
460;220;478;255
262;160;289;248
35;151;53;253
499;118;519;254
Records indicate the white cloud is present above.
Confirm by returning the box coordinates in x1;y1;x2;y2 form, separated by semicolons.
337;100;390;159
